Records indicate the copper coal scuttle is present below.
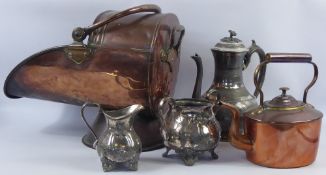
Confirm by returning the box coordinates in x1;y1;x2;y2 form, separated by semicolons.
4;4;185;152
3;3;323;172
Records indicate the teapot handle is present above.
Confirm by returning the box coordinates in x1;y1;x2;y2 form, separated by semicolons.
243;40;266;97
72;4;161;42
81;102;102;147
254;53;318;106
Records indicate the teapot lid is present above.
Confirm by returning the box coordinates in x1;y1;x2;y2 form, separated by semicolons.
211;30;249;52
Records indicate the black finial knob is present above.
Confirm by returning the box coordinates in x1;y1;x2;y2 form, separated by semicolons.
228;30;237;38
279;87;289;96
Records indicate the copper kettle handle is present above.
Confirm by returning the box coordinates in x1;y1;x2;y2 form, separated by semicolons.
254;53;318;106
72;4;161;42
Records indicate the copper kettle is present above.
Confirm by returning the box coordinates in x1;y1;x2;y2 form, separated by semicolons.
229;53;323;168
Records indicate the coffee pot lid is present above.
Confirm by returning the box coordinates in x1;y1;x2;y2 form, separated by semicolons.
212;30;249;52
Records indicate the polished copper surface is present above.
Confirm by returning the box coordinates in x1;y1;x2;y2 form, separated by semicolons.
229;52;322;168
5;9;183;113
6;47;149;108
246;118;321;168
230;106;322;168
4;5;185;151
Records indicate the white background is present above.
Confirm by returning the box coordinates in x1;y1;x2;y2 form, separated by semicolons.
0;0;325;174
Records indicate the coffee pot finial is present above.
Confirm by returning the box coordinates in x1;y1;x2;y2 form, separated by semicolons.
228;30;237;38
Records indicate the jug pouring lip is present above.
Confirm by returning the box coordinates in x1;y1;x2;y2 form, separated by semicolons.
103;104;144;120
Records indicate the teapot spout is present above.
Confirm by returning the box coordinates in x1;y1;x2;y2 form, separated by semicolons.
191;54;203;99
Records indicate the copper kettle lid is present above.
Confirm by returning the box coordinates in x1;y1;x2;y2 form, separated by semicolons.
264;87;304;109
250;88;323;124
211;30;248;52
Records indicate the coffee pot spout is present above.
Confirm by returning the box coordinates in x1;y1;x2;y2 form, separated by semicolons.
190;54;203;99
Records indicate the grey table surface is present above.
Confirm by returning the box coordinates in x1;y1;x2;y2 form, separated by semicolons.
0;99;325;175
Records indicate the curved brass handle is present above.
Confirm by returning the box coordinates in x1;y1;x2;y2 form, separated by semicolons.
243;40;266;97
81;102;102;147
254;53;318;106
72;4;161;42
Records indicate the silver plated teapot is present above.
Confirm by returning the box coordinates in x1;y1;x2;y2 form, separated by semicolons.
81;103;144;171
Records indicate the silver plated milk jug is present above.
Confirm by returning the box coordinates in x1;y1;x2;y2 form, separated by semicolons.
81;103;144;171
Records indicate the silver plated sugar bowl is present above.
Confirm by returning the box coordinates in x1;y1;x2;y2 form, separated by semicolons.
159;97;221;166
158;54;238;166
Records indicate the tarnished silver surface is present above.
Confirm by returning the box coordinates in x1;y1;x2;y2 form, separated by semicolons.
81;103;143;171
201;30;266;141
159;98;221;166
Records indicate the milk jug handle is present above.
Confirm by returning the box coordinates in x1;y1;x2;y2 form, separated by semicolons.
72;4;161;42
81;102;102;142
243;40;266;97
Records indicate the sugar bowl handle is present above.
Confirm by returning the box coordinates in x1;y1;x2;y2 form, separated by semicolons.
254;53;318;106
158;97;176;120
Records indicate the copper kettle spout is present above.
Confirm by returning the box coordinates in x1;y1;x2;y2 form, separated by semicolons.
190;54;203;99
229;110;253;151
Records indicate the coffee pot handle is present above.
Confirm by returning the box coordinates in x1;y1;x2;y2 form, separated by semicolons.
254;53;318;106
72;4;161;42
81;102;102;147
243;40;266;97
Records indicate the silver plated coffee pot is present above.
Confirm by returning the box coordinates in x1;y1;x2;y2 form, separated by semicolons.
201;30;266;141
